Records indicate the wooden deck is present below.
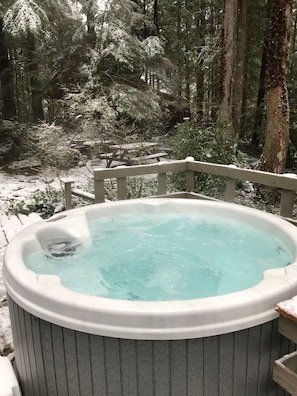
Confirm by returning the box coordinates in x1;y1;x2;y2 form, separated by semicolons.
0;212;43;248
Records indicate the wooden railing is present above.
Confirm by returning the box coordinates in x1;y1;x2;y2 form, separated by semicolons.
63;157;297;224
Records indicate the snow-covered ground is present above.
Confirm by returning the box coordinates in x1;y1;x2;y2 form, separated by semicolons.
0;162;96;214
0;162;96;355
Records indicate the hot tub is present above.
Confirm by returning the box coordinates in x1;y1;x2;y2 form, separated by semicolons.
3;198;297;395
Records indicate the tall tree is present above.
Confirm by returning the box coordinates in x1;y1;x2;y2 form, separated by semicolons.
251;0;272;146
26;30;44;121
3;0;78;122
233;0;247;137
218;0;238;136
0;14;16;119
194;4;205;121
3;0;49;121
259;0;292;174
80;0;97;48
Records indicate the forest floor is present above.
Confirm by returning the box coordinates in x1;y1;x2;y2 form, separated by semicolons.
0;160;95;214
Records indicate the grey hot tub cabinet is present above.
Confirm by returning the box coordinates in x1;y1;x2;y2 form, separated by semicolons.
8;296;295;396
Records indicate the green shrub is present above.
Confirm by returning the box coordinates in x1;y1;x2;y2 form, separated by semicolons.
5;177;162;219
6;187;65;219
171;121;239;198
104;176;160;201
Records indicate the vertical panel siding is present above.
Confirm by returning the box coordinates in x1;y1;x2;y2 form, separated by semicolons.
8;297;294;396
103;337;122;396
187;337;204;394
170;340;188;395
63;328;80;396
31;315;47;395
203;336;219;395
23;312;41;395
9;299;32;396
89;335;107;396
258;321;274;395
136;341;154;396
246;325;262;395
120;339;138;396
153;340;171;396
233;327;249;393
218;332;235;394
51;325;68;396
76;332;92;396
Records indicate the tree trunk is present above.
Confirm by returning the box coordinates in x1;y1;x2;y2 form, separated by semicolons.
153;0;159;35
289;6;297;79
0;17;16;120
251;48;267;146
259;0;292;174
195;0;205;122
85;0;97;48
218;0;238;136
185;54;190;106
196;67;204;122
176;0;182;98
26;32;44;122
184;0;191;113
251;0;272;147
233;0;247;137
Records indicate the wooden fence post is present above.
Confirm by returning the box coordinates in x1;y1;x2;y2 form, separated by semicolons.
280;173;297;218
117;178;127;200
158;173;167;195
186;157;195;192
64;179;73;210
94;176;106;203
225;165;237;203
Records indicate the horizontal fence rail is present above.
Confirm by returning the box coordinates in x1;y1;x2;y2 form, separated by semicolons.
63;158;297;224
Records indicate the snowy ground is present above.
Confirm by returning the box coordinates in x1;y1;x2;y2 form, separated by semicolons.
0;161;97;355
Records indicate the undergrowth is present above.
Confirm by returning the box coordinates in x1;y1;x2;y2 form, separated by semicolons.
5;176;166;218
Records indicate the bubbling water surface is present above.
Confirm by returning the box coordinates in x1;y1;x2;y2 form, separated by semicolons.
25;213;293;301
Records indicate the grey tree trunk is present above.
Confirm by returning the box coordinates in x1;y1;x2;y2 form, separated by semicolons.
218;0;238;136
0;17;16;120
259;0;292;174
26;32;44;122
233;0;247;137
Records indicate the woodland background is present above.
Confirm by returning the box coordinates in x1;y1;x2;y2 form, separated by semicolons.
0;0;295;177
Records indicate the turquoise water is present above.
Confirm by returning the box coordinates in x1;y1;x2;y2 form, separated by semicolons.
25;213;293;301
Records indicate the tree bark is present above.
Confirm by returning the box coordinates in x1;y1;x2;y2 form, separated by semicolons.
289;6;297;79
176;0;182;98
26;32;44;122
196;66;204;122
0;17;16;120
218;0;238;136
153;0;159;35
251;48;267;146
259;0;292;174
233;0;247;137
84;0;97;48
195;0;205;121
251;0;272;147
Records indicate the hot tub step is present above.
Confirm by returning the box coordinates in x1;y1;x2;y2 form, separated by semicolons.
278;315;297;345
273;350;297;396
0;356;22;396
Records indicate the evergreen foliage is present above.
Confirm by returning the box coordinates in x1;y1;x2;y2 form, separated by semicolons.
4;0;48;36
172;120;239;197
0;0;296;172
